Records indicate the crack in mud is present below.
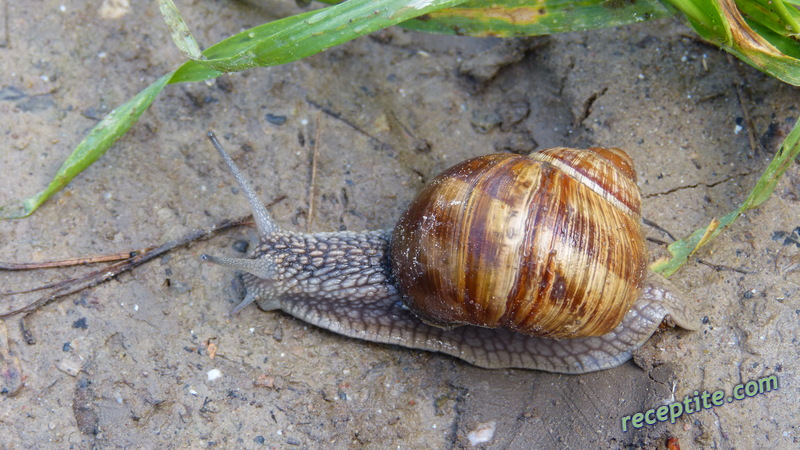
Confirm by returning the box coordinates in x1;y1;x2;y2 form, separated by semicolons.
644;171;758;198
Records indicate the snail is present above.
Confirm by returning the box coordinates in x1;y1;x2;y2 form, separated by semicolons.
201;131;697;373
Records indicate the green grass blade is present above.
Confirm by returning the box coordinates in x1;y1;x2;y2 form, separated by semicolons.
740;118;800;209
175;0;471;78
170;8;322;83
157;0;204;60
665;0;800;85
737;0;800;37
667;0;729;42
651;116;800;276
0;74;172;219
396;0;677;36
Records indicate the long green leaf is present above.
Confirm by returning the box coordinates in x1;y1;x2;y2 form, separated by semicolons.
399;0;676;36
0;74;172;219
177;0;472;77
664;0;800;85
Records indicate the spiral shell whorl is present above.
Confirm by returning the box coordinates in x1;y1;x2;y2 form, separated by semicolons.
530;146;641;218
390;147;647;339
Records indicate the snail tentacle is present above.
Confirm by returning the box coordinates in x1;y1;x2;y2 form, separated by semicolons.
207;131;279;237
201;253;280;314
201;253;277;280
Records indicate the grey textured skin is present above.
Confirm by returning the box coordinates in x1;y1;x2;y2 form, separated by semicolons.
202;132;698;373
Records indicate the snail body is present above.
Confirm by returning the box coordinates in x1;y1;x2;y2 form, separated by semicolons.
202;132;697;373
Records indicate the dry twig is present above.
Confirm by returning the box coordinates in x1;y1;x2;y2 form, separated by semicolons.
0;216;252;319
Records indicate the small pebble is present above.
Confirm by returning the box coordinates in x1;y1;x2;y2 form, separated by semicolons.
265;114;287;125
56;359;82;377
467;421;496;446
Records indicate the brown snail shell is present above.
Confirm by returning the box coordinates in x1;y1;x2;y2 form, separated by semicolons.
201;132;697;373
391;148;646;338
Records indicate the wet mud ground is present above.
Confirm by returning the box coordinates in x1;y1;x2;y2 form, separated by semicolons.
0;0;798;448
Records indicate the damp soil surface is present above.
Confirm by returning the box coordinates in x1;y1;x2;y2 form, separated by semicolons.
0;1;798;448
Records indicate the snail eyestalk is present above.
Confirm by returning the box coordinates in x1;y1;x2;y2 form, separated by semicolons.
200;253;279;314
206;131;279;237
200;253;277;281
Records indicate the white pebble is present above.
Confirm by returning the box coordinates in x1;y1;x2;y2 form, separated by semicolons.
467;421;496;446
207;368;222;381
